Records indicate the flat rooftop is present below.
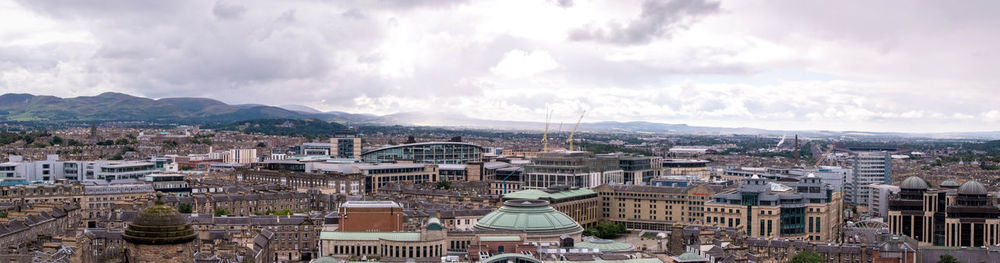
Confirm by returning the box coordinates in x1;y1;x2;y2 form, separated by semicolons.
341;200;402;208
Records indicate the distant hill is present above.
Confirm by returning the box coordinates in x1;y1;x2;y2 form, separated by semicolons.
207;118;348;137
0;92;323;124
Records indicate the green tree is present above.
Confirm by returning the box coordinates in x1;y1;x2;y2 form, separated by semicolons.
256;142;267;148
51;136;63;145
937;255;960;263
436;181;452;190
214;208;229;217
789;251;823;263
114;138;130;145
272;209;294;216
162;140;178;149
178;203;193;214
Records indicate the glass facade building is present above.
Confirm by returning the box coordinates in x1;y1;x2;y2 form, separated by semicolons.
361;142;483;164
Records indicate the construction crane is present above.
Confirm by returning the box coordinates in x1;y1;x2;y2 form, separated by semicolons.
566;111;586;151
541;109;553;152
815;141;838;167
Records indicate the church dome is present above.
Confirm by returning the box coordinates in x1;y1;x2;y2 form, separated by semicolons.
474;200;582;236
958;180;987;196
123;195;196;245
900;176;929;190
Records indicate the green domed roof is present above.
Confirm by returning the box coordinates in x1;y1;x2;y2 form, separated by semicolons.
900;176;929;190
575;239;634;251
675;252;706;262
474;200;583;236
123;195;196;245
959;180;987;195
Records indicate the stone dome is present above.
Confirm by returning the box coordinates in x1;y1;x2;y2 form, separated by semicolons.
900;176;929;190
474;200;583;236
940;180;960;188
123;195;196;245
958;180;987;195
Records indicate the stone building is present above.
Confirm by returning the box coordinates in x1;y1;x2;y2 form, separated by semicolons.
887;176;1000;247
121;195;197;263
594;184;716;231
704;174;843;242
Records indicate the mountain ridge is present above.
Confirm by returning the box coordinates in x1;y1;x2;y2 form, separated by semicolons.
2;92;999;139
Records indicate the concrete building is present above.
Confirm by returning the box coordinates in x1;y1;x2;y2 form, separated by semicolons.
704;174;843;242
523;151;624;189
338;201;404;232
849;151;892;205
868;184;900;219
228;148;258;164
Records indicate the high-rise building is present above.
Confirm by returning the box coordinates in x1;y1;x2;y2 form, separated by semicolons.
848;151;892;205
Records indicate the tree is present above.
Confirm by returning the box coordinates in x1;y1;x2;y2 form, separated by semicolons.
436;181;452;190
256;142;267;148
178;203;193;214
51;136;63;145
583;221;629;239
789;251;823;263
272;209;294;216
162;140;178;149
214;208;229;217
937;255;960;263
114;138;130;145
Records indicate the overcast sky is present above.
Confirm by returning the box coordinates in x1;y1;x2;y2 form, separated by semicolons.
2;0;999;133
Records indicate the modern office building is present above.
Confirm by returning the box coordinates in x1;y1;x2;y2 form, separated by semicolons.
301;143;332;155
594;184;716;231
662;159;711;180
1;155;158;184
868;184;900;219
523;151;624;189
704;174;843;242
361;142;484;164
887;177;1000;247
611;154;662;185
330;135;362;159
849;151;892;205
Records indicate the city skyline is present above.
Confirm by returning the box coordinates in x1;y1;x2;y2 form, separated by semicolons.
3;0;1000;133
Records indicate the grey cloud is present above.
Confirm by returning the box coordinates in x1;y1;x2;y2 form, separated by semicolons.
552;0;573;8
212;1;246;20
569;0;720;45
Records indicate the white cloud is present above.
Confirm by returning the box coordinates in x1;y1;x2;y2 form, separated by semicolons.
491;49;559;78
1;0;1000;132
